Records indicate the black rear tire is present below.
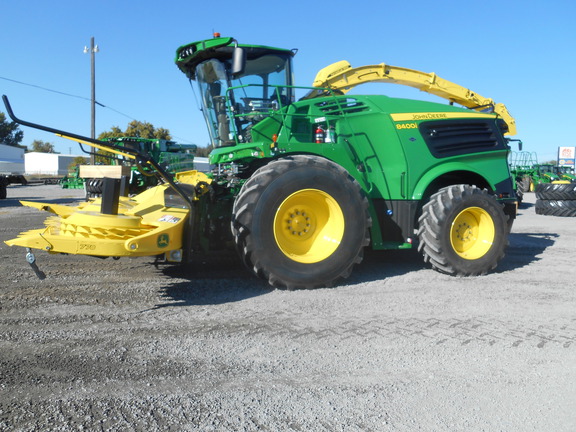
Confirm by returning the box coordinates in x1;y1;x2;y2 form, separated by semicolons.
535;199;576;217
86;178;103;194
535;183;576;200
517;176;531;194
232;155;371;289
417;184;509;276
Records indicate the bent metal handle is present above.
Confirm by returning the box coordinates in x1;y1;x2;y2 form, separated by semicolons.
2;94;140;158
1;94;194;210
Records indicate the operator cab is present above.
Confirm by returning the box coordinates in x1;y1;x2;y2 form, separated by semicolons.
177;38;295;148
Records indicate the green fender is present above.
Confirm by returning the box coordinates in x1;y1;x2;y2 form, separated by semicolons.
410;160;499;200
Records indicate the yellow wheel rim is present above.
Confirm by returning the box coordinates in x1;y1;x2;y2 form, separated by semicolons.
450;207;495;260
274;189;344;264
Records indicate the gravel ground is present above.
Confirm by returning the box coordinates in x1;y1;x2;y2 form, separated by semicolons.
1;183;575;431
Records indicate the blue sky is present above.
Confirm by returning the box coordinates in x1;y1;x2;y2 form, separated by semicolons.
1;0;575;162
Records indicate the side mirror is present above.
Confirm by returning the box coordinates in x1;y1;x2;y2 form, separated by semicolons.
507;138;522;151
232;47;246;77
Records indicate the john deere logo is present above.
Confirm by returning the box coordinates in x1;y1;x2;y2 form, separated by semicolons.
157;234;169;248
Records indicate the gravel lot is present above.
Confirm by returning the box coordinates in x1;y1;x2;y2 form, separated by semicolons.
1;183;575;431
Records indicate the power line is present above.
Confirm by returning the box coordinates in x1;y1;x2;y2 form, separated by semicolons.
0;75;135;121
0;75;197;144
1;75;90;101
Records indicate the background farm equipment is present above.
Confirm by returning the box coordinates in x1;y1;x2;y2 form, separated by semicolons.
82;137;197;197
509;151;567;196
59;166;85;189
0;173;27;199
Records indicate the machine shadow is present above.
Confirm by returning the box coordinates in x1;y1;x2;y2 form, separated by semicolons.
346;248;426;284
519;201;534;210
154;231;557;307
155;249;425;308
154;252;272;308
496;232;558;272
352;231;558;283
0;195;84;208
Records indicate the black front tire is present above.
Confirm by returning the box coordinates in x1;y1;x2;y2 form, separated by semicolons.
232;155;371;289
417;184;509;276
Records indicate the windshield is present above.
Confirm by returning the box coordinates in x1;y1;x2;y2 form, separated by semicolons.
196;51;293;147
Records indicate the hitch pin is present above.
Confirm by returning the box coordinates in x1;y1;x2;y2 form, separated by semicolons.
25;248;46;280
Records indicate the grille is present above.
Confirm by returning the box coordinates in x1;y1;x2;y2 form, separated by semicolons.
420;120;506;158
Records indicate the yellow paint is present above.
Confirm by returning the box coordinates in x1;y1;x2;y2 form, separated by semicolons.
5;183;189;258
450;206;495;260
273;189;344;263
391;112;494;122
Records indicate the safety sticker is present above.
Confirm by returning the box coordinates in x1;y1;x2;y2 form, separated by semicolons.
158;215;181;223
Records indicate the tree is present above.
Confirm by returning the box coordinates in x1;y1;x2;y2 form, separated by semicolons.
68;156;89;172
31;140;56;153
195;146;211;157
97;126;124;141
0;111;24;147
125;120;171;140
98;121;171;141
95;121;172;165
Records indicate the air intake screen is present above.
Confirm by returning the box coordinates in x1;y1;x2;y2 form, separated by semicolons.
420;119;506;158
315;98;369;116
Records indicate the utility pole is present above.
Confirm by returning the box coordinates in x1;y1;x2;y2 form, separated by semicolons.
84;37;99;164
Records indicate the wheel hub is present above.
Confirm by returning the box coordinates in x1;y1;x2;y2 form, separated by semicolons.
286;209;315;239
450;207;495;260
274;189;344;264
454;222;474;242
